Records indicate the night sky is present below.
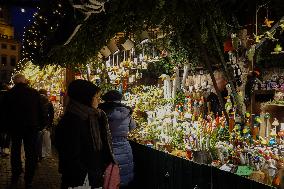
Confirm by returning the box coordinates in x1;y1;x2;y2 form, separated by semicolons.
10;6;36;41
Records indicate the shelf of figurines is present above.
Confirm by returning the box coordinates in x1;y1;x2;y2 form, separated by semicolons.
125;86;284;188
128;112;283;187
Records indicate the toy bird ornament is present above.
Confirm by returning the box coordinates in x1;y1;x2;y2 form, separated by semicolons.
265;31;278;42
253;33;264;43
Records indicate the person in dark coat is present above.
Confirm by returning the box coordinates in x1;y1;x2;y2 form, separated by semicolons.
99;90;136;188
3;74;47;189
0;82;10;157
207;71;229;116
39;89;54;130
55;79;114;189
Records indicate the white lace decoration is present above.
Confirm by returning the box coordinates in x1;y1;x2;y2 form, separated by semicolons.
64;0;108;45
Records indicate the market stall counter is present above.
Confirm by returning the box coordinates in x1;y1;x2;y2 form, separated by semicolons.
130;141;276;189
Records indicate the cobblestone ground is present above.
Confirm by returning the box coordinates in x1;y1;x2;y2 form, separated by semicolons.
0;147;61;189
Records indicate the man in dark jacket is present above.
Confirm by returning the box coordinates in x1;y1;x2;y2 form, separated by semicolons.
207;71;230;116
3;74;47;189
39;89;54;129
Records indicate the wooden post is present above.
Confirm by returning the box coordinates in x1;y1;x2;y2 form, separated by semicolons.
63;68;75;109
65;68;75;89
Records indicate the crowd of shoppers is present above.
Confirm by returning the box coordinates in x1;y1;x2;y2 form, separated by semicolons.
0;76;136;189
0;74;52;189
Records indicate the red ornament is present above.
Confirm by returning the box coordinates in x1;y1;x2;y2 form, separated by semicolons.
224;39;234;52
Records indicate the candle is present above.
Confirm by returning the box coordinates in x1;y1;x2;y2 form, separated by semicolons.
172;67;180;98
182;64;190;90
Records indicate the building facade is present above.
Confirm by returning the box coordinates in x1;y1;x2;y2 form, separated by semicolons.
0;6;20;83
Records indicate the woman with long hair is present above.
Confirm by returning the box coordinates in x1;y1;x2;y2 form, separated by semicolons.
55;80;114;189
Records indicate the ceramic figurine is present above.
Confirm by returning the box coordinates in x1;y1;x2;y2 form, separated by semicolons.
261;82;267;90
225;97;233;113
267;80;272;90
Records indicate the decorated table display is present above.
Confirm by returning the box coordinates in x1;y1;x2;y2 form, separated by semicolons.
125;77;284;188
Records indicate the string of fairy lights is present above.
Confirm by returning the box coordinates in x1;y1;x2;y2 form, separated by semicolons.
20;0;66;67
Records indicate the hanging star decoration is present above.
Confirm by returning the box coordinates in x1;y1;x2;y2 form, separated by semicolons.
264;17;274;28
253;33;264;43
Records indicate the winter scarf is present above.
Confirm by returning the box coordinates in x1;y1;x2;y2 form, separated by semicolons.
66;98;103;151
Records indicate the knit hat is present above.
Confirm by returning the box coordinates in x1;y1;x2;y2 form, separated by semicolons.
102;90;123;102
67;79;101;107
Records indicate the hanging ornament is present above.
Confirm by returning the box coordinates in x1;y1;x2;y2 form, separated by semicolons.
161;50;168;57
273;44;283;54
264;17;274;28
142;62;148;70
224;38;234;52
271;44;284;54
247;45;255;62
231;33;240;50
279;22;284;32
264;31;278;41
239;29;249;48
253;33;264;43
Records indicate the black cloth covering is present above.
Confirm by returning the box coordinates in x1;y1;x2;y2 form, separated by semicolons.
129;141;275;189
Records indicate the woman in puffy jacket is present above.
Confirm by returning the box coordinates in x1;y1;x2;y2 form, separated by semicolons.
99;90;136;188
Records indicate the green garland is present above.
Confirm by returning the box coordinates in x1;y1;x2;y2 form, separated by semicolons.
22;0;229;71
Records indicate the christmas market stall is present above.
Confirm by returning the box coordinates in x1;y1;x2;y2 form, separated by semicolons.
19;0;284;188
